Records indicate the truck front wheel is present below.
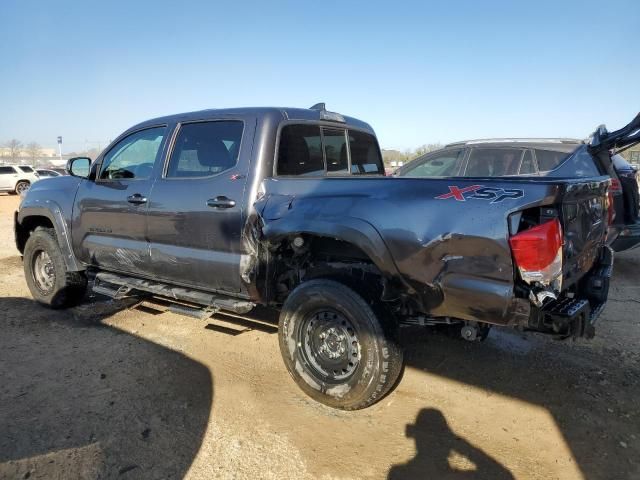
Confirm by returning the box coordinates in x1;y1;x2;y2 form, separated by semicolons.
278;279;403;410
23;227;87;308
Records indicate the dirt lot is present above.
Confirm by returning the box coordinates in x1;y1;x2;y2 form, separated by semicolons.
0;193;639;480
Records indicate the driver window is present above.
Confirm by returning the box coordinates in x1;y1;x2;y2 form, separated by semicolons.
99;127;166;180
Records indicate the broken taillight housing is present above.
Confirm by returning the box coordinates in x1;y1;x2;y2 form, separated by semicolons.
509;218;563;286
609;177;622;195
606;190;616;225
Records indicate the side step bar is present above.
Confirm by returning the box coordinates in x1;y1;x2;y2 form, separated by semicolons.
91;272;254;315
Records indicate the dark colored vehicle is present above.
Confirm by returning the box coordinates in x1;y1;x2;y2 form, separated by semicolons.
14;105;637;409
397;134;640;251
36;169;63;178
610;154;640;251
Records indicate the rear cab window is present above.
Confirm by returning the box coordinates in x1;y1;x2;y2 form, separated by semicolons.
276;124;384;176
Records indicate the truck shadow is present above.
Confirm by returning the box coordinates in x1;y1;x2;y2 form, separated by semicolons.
396;327;636;480
0;297;213;479
388;408;514;480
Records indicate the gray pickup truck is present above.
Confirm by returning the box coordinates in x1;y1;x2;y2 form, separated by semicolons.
15;105;637;409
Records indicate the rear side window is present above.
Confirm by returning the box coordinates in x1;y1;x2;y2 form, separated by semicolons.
400;150;463;177
544;148;602;178
535;149;570;172
465;148;523;176
519;150;537;174
167;121;243;178
277;124;383;176
18;166;34;173
0;166;15;174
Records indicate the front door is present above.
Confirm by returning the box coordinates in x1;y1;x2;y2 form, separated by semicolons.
146;118;253;294
72;126;168;275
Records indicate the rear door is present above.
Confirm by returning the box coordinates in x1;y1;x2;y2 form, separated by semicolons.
145;117;255;294
72;126;168;275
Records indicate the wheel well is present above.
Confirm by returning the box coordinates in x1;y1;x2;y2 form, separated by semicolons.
271;234;396;305
16;216;54;253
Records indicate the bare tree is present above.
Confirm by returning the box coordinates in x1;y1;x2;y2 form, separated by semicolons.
5;139;23;163
412;143;443;159
26;142;42;167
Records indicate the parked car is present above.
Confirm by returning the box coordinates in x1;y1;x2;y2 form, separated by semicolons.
0;165;40;194
36;169;63;178
610;154;640;251
396;135;640;252
15;105;636;409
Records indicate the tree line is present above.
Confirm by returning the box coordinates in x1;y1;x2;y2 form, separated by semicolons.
382;143;443;166
1;139;43;163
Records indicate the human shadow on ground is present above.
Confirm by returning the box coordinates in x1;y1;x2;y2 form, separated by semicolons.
393;327;640;480
388;408;513;480
0;297;213;479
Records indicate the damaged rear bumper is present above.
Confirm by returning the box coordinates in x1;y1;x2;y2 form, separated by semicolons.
527;246;613;338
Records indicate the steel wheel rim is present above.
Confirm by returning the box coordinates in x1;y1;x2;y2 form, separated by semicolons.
16;182;29;194
300;309;361;383
32;250;55;293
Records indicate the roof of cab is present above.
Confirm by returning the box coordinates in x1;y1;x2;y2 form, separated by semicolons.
130;106;375;133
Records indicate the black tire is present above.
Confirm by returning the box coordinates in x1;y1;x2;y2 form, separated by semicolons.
23;227;87;308
14;181;30;195
278;279;403;410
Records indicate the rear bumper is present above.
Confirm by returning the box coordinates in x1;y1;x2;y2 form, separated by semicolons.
611;220;640;252
528;246;613;338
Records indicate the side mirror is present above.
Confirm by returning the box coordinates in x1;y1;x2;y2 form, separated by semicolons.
66;157;91;178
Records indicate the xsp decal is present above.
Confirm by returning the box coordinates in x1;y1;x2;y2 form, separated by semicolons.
435;185;482;201
436;185;524;203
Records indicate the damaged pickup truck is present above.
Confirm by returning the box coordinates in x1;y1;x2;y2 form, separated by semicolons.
15;105;639;409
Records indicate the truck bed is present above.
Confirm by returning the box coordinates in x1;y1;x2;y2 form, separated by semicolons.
257;175;610;327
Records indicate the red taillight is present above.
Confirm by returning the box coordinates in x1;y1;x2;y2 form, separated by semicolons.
509;219;563;285
610;178;622;194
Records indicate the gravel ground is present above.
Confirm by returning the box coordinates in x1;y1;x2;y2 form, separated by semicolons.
0;193;638;480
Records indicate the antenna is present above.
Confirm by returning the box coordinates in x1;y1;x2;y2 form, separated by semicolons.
309;102;326;111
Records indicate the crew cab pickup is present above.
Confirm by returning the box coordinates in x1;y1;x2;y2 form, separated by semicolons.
15;105;637;410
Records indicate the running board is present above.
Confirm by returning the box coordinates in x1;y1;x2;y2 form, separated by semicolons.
167;304;217;320
91;272;254;315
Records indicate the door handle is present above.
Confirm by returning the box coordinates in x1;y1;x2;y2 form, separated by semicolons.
127;194;148;205
207;196;236;209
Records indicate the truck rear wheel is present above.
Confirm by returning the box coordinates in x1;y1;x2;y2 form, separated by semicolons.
23;227;87;308
278;279;403;410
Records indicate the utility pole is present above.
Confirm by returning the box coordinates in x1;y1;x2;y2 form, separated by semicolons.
57;136;63;162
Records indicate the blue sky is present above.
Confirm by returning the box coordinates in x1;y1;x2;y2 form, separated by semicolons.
1;0;638;152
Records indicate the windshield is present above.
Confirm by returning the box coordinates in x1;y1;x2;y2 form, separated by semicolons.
18;166;34;173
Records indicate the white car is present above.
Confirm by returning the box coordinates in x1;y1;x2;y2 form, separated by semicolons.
0;165;40;195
